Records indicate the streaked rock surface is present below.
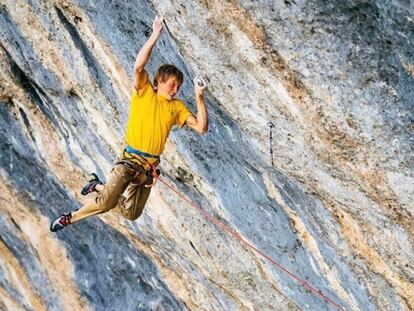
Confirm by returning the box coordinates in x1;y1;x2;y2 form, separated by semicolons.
0;0;413;310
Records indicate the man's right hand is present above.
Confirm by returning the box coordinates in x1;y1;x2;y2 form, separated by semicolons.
134;15;164;90
152;15;164;37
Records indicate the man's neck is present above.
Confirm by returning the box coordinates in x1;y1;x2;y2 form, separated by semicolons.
156;90;173;100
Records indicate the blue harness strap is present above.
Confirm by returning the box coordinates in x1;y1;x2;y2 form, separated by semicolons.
125;146;160;159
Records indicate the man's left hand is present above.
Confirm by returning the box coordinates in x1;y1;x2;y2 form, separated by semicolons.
194;77;207;97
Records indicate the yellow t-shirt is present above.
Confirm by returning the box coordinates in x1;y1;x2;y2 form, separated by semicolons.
125;81;192;159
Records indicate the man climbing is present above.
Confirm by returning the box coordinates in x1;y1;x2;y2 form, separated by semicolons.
50;15;208;232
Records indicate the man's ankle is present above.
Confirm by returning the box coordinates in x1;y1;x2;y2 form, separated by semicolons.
70;210;78;223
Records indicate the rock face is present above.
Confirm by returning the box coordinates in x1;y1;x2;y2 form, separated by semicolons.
0;0;413;310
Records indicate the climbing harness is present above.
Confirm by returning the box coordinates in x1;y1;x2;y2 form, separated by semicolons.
267;121;275;166
116;146;161;187
156;175;345;311
125;145;160;159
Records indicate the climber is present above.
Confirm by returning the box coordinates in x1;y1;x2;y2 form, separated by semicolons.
50;15;208;232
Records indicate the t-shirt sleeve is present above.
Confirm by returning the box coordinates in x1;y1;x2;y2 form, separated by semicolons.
176;100;193;128
132;80;153;99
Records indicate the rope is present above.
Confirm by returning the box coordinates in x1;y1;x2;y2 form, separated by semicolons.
155;16;344;311
156;175;346;311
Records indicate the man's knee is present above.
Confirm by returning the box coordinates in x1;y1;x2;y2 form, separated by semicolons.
95;196;118;213
123;210;143;221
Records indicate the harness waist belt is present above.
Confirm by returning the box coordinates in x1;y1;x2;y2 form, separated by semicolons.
125;146;160;159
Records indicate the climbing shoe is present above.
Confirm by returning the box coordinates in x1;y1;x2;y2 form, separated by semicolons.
50;212;72;232
81;173;103;195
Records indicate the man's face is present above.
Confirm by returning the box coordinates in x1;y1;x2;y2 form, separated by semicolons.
157;76;181;100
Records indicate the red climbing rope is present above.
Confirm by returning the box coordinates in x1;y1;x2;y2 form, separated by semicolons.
157;175;346;311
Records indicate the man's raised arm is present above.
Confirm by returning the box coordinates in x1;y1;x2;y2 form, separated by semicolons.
134;16;163;92
186;78;208;134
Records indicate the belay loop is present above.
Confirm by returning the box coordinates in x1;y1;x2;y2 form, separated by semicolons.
267;121;275;166
145;163;161;188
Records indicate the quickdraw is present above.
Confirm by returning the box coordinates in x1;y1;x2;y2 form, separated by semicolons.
267;121;275;166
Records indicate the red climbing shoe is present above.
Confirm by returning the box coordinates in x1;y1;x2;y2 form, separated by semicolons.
50;212;72;232
81;173;103;196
